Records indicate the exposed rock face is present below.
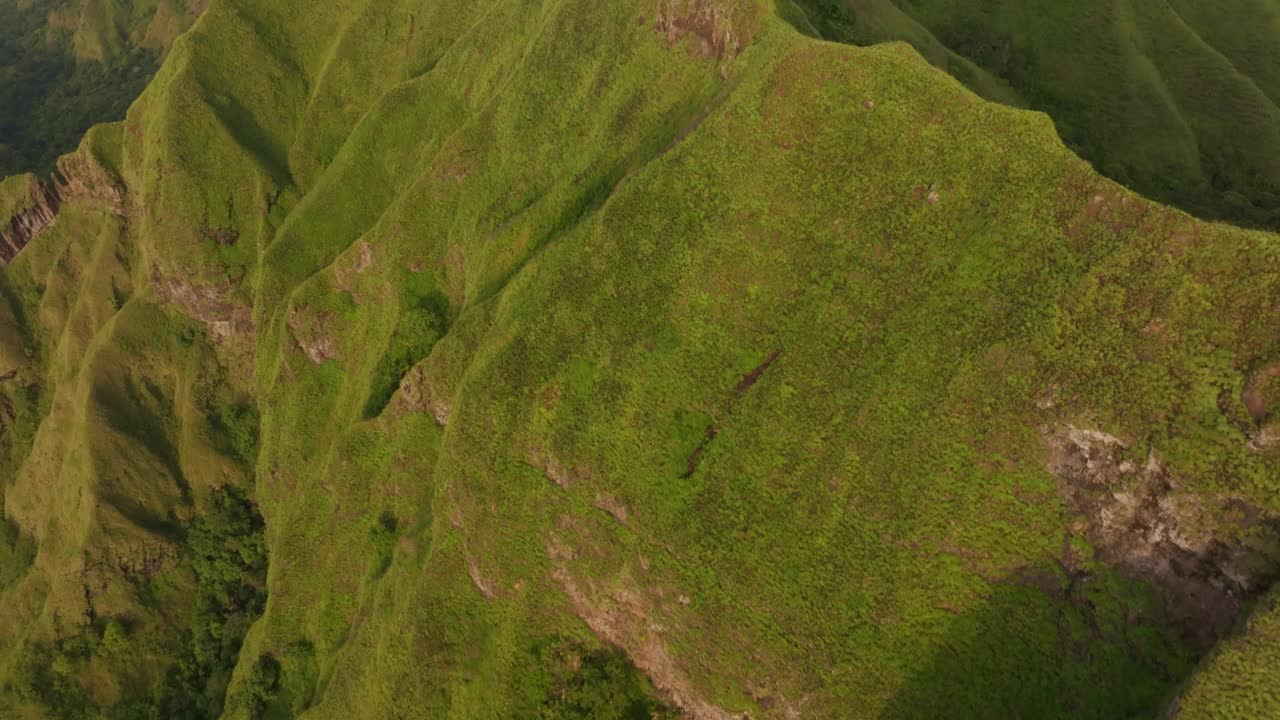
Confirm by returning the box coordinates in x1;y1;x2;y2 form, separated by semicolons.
1046;424;1280;650
1;181;61;266
152;271;252;340
0;153;126;267
547;517;748;720
657;0;742;60
54;151;126;211
655;0;758;77
397;364;451;425
286;306;341;364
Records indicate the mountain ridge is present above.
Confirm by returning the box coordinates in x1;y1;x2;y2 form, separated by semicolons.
2;0;1280;718
792;0;1280;231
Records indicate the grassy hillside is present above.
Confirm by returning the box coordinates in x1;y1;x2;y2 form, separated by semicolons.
0;0;205;178
1172;589;1280;719
3;0;1280;718
791;0;1280;231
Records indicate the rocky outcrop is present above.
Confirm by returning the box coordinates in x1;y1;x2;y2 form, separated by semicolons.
54;150;126;211
152;271;252;340
1045;424;1280;650
0;153;126;268
656;0;750;62
1;181;60;267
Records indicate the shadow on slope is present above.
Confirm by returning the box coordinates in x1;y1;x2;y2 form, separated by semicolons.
879;565;1197;720
92;371;193;539
0;517;35;591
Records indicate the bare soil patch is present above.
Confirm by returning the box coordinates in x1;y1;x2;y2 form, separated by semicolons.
1242;362;1280;423
656;0;742;61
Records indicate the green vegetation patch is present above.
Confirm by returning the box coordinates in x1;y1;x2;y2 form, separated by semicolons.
157;487;269;719
1174;590;1280;720
7;487;268;719
532;638;679;720
0;517;35;591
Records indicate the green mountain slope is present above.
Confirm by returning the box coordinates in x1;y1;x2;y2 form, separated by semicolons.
2;0;1280;718
793;0;1280;230
0;0;206;177
1172;588;1280;720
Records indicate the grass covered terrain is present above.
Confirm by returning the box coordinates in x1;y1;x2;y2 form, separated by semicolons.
1173;589;1280;719
791;0;1280;230
0;0;204;177
2;0;1280;718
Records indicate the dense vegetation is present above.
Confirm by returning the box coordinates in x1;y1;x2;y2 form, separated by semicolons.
0;0;199;177
791;0;1280;230
535;640;679;720
2;0;1280;718
158;487;269;719
5;488;267;719
0;517;35;590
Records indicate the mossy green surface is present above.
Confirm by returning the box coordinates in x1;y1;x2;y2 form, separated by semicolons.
2;0;1280;718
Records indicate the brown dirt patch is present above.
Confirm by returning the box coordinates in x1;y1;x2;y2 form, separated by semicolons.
528;447;588;488
152;270;252;340
355;241;375;273
468;556;497;600
335;241;379;303
1058;181;1153;243
656;0;743;61
394;363;451;424
1166;224;1200;256
197;223;239;246
1250;423;1280;452
286;305;341;364
1242;362;1280;423
594;493;631;524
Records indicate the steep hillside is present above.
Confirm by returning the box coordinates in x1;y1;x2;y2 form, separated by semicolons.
1172;588;1280;719
792;0;1280;230
2;0;1280;718
0;0;206;177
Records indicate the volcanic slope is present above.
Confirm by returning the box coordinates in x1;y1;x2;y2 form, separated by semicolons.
3;1;1280;718
791;0;1280;231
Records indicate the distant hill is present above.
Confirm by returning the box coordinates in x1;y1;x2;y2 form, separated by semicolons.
0;0;205;177
792;0;1280;230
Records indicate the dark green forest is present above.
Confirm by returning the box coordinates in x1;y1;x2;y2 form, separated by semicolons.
0;1;161;177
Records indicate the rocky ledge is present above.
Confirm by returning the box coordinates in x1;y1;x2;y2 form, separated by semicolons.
0;181;60;266
0;153;125;267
